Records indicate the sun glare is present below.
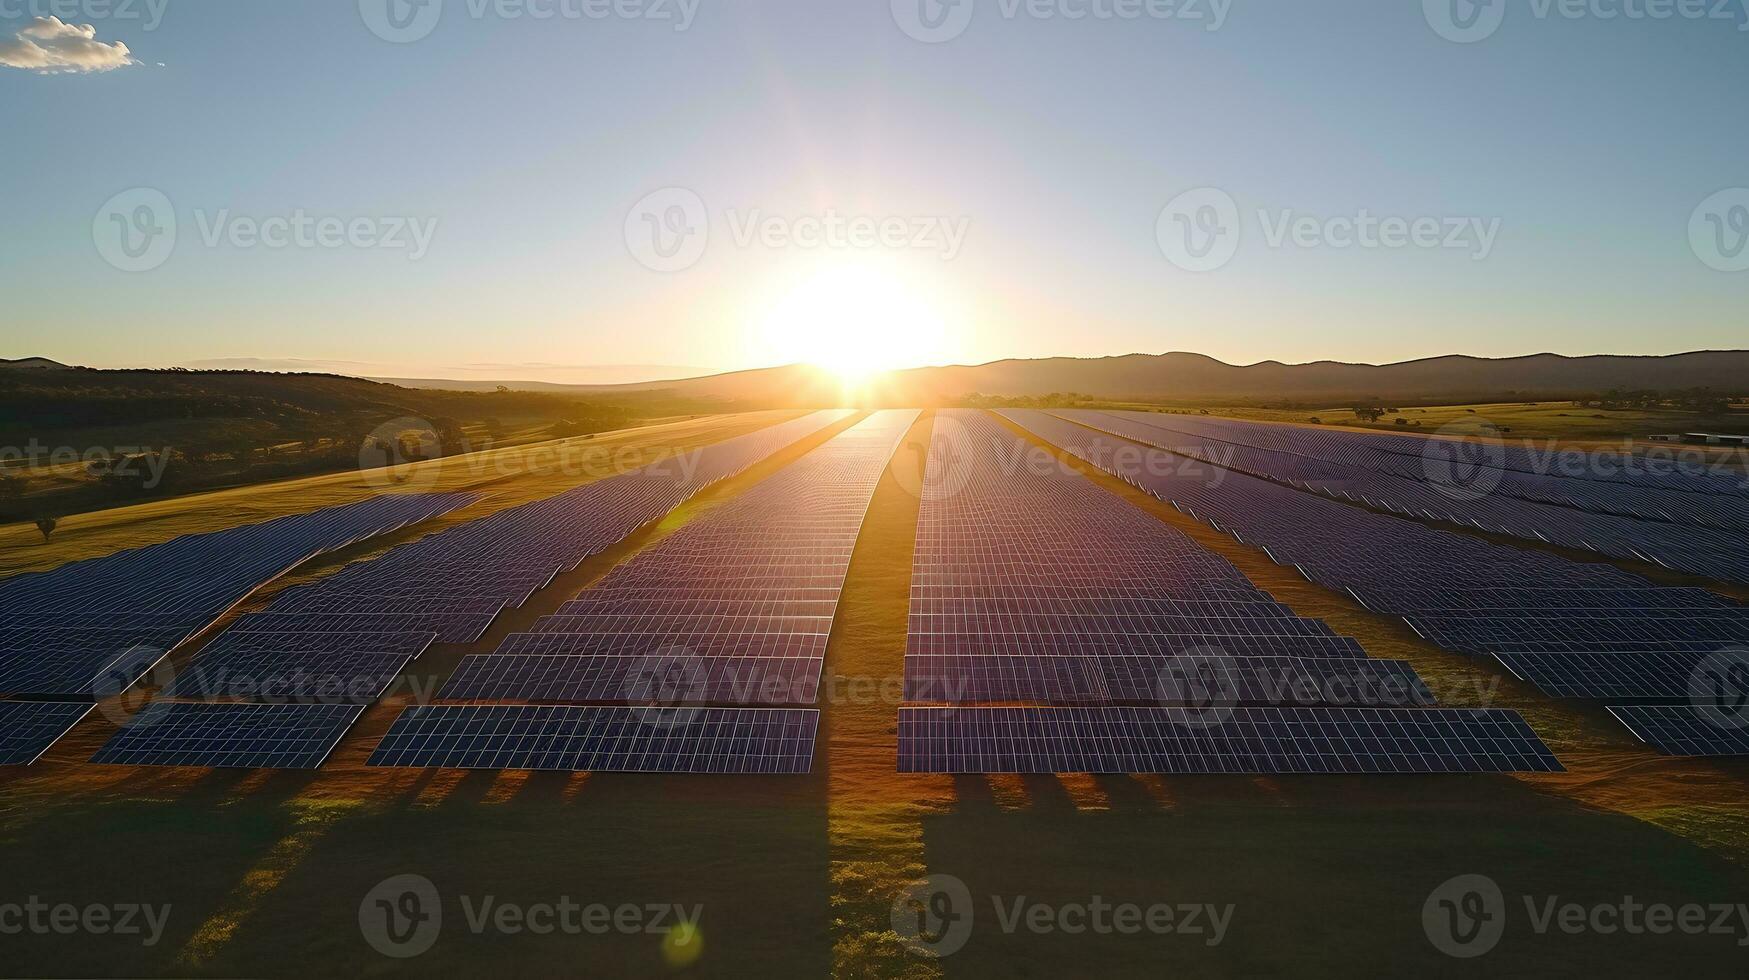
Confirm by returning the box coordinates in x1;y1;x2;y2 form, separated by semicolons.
755;264;952;384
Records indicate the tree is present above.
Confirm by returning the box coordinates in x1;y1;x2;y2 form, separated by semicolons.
34;514;57;542
430;417;468;456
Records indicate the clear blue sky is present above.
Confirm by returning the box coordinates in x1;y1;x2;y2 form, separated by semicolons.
3;1;1745;381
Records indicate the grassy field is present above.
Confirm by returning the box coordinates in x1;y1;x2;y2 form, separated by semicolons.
1106;400;1749;447
0;410;803;577
3;410;1749;977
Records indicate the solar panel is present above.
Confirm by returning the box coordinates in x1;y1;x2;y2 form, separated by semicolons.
438;411;918;720
1000;408;1749;712
0;493;472;697
1607;705;1749;756
438;654;821;704
367;705;819;773
90;702;365;769
1493;651;1730;700
0;702;95;766
897;706;1563;773
162;650;416;701
0;631;186;697
229;612;498;645
903;654;1433;706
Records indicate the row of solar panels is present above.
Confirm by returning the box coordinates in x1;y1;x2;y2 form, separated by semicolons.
117;410;853;711
44;411;915;771
888;410;1563;773
0;492;474;699
1068;410;1749;585
1115;410;1749;530
1;412;853;767
1006;409;1749;757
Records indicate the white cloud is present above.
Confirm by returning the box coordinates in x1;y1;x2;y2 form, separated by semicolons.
0;16;137;74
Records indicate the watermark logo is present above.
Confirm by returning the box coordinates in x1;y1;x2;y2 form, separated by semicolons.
2;0;172;30
625;186;709;272
1423;873;1505;958
894;413;973;502
1690;188;1749;273
360;0;445;42
1424;873;1749;956
1157;187;1241;273
94;187;176;273
623;189;970;270
1424;0;1506;42
891;874;976;958
1153;650;1240;727
359;417;448;491
1160;189;1502;270
0;898;172;946
360;874;443;958
1690;647;1749;731
92;649;173;726
622;648;709;729
1420;419;1507;501
892;0;1231;41
892;0;976;42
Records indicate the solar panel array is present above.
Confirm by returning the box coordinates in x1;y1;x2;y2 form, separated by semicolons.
1607;705;1749;757
88;411;852;769
892;411;1553;773
369;410;918;773
0;492;470;698
0;494;469;765
898;706;1562;774
1067;409;1749;584
368;705;819;773
1004;409;1747;755
89;702;365;769
0;702;95;766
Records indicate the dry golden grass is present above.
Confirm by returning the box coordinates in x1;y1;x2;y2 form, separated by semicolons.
0;411;803;577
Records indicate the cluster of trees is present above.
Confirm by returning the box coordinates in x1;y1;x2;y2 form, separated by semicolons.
1350;401;1402;422
1573;388;1736;413
0;369;662;534
957;392;1099;409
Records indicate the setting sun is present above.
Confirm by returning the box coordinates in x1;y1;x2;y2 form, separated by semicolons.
754;264;953;383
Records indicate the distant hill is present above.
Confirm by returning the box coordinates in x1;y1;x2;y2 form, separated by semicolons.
546;350;1749;407
0;357;70;371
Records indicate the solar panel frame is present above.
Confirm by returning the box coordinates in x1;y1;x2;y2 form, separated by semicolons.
90;702;366;769
0;702;96;766
897;706;1564;774
367;704;820;773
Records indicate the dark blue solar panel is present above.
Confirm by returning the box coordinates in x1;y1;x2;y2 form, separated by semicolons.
439;654;821;704
162;651;416;701
1494;650;1734;700
0;702;95;766
367;705;819;773
90;702;365;769
904;654;1432;706
898;706;1563;773
1608;704;1749;756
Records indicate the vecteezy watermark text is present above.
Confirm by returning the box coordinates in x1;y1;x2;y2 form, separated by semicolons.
891;874;1233;958
1424;874;1749;958
1425;0;1749;43
0;0;170;29
359;874;701;959
93;188;439;272
0;898;171;947
623;187;971;272
1157;188;1501;273
359;0;699;43
891;0;1232;43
